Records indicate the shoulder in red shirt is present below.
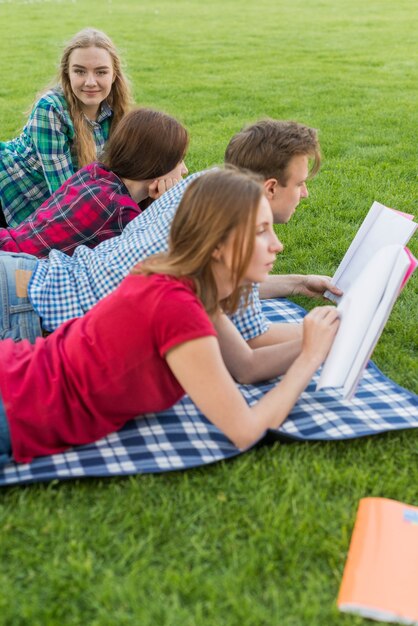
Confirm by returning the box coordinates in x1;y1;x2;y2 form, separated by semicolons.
0;273;217;463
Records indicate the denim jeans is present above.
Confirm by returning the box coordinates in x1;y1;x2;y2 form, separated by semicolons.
0;392;12;467
0;251;42;342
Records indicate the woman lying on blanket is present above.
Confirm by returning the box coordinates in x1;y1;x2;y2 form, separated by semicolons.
0;168;339;468
0;108;188;258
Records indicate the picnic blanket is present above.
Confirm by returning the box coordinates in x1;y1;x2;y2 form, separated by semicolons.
0;298;416;486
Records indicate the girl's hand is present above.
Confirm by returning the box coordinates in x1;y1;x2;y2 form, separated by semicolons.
148;176;180;200
301;306;340;367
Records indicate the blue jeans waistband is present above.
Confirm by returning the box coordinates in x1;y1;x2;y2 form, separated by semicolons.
0;251;42;342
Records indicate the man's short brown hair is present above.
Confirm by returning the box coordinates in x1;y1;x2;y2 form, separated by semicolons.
224;119;320;186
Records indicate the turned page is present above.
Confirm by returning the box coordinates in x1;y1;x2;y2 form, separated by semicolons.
325;201;416;304
317;244;412;399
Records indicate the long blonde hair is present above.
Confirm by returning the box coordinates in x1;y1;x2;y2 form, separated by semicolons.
137;168;265;316
59;28;132;167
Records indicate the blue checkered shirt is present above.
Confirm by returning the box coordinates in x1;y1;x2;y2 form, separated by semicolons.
29;172;270;339
0;87;112;226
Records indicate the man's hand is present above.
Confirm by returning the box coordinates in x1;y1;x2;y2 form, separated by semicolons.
292;275;343;299
258;274;343;300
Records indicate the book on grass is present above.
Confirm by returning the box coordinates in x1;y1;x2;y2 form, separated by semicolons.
316;202;417;399
337;497;418;625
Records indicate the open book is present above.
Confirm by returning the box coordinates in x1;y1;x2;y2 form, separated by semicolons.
324;201;417;303
337;497;418;625
317;202;416;399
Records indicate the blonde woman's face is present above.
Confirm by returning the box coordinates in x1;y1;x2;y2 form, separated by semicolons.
243;196;283;283
68;46;114;119
213;196;282;286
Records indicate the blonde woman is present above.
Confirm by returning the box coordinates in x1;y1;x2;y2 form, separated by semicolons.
0;168;339;467
0;28;132;227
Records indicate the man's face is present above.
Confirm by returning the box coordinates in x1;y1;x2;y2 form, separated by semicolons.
266;154;309;223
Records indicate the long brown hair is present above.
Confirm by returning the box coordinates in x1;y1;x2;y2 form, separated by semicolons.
102;108;188;180
59;28;132;167
137;168;265;315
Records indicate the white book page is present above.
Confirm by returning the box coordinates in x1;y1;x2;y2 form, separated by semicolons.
342;250;410;398
339;604;416;625
325;202;416;303
317;245;409;397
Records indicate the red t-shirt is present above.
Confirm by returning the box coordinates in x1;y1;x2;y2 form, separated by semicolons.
0;273;217;463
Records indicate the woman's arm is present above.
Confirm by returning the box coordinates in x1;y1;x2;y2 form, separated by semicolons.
166;306;340;450
213;311;301;383
30;102;75;194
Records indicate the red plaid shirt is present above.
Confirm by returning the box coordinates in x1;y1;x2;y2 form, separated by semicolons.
0;163;141;258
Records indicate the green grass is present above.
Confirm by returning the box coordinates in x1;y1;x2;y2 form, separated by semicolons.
0;0;417;624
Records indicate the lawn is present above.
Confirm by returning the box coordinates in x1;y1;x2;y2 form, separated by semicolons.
0;0;417;624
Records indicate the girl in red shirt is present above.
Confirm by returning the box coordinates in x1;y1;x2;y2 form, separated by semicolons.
0;168;339;467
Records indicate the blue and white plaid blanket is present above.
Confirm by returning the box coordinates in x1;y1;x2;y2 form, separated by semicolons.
1;298;416;486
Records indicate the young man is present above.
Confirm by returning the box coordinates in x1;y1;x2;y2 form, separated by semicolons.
0;119;340;344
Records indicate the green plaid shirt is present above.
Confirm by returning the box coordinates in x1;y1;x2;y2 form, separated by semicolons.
0;87;112;226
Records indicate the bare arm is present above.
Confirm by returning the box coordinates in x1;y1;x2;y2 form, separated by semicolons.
247;321;302;349
165;306;340;450
259;274;343;300
213;312;301;383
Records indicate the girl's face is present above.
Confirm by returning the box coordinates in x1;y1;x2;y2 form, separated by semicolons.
159;160;189;182
213;195;283;289
243;195;283;283
68;46;115;119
